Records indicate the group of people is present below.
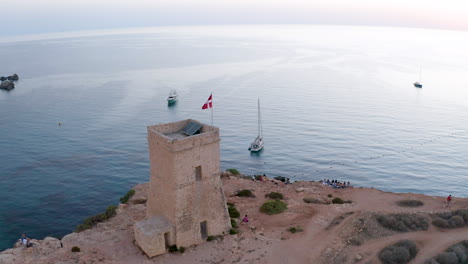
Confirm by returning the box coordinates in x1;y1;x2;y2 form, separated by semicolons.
254;174;291;185
323;179;351;188
19;234;33;248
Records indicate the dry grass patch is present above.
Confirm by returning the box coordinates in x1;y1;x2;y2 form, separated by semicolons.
376;213;429;232
396;200;424;207
379;240;418;264
432;209;468;229
426;240;468;264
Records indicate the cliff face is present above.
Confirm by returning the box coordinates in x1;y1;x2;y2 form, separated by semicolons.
0;183;148;264
1;176;468;264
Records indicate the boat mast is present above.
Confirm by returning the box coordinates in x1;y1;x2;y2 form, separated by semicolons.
258;98;262;137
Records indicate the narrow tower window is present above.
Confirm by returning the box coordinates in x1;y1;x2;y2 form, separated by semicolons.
200;221;208;239
195;166;202;181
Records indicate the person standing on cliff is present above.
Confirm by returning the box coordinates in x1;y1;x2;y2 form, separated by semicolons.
20;234;28;246
446;195;453;207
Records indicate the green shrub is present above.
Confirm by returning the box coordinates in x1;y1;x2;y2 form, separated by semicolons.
231;218;238;228
396;200;424;207
332;197;344;204
207;236;215;241
376;213;429;232
71;246;81;252
179;247;186;253
228;206;240;218
236;189;254;198
265;192;284;200
379;240;418;264
75;205;118;232
288;226;303;233
260;200;287;215
227;168;240;175
168;245;178;253
229;228;238;235
119;189;136;204
328;194;333;198
227;202;235;207
105;205;117;218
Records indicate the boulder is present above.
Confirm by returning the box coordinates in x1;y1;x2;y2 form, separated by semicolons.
0;80;14;90
42;237;62;250
6;74;18;81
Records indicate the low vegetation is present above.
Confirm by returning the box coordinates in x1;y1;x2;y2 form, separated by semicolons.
426;240;468;264
226;168;240;175
228;206;240;218
71;246;81;252
432;209;468;229
303;197;327;204
288;226;303;233
260;200;288;215
332;197;344;204
179;246;186;253
376;213;429;232
168;245;178;253
207;236;215;241
119;189;136;204
265;192;284;200
227;202;240;233
328;194;333;198
396;199;424;207
75;205;118;232
326;212;354;230
231;218;238;228
428;241;468;264
236;189;255;198
379;240;418;264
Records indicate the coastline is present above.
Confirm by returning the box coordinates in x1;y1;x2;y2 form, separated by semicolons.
1;173;467;264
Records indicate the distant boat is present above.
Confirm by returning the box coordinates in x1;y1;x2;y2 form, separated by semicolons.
248;98;264;152
167;90;178;104
414;67;423;88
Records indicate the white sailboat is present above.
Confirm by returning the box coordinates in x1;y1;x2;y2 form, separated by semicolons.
248;98;264;152
414;67;423;88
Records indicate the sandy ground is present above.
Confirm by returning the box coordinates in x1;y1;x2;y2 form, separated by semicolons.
1;174;468;264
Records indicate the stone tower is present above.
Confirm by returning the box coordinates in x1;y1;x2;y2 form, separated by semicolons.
134;119;231;257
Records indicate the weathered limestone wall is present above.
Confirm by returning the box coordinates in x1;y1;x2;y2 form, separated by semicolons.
145;119;231;249
146;128;177;222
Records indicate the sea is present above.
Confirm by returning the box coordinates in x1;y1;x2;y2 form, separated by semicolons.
1;25;468;250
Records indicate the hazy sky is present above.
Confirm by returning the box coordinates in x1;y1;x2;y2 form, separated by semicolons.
2;0;468;36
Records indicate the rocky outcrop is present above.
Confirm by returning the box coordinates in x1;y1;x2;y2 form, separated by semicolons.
0;80;14;90
1;74;19;81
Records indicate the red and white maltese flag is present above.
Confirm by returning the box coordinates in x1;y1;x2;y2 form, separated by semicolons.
202;93;213;109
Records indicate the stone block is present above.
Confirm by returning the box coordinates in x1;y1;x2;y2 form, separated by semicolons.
134;215;173;257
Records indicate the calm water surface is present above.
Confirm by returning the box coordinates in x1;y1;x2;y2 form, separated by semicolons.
1;25;468;250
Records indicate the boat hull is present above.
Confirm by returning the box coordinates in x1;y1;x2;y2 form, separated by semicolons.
413;82;422;88
249;146;263;152
249;136;264;152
